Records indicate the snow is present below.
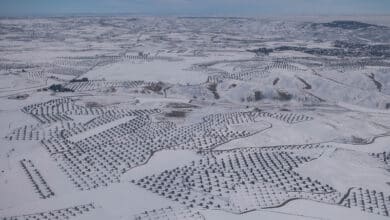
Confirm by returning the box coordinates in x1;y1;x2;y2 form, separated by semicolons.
1;16;390;220
296;148;390;193
84;59;208;84
68;116;136;142
277;199;390;220
122;149;201;180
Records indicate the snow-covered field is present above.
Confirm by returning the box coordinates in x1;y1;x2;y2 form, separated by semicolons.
0;16;390;220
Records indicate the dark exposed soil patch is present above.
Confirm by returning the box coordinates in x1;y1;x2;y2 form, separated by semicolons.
207;83;220;99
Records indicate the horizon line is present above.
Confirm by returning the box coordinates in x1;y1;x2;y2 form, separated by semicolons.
1;12;390;19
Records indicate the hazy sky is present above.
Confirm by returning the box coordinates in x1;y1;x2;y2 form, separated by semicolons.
0;0;389;16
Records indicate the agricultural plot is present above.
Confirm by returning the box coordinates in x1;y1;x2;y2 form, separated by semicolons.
132;144;337;211
20;159;55;199
133;206;204;220
341;187;390;217
133;144;390;218
1;203;96;220
63;80;148;92
5;125;42;141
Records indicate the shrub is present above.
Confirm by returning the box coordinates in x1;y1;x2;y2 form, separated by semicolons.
164;111;186;118
48;84;74;92
254;91;263;101
144;82;164;93
70;77;88;83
